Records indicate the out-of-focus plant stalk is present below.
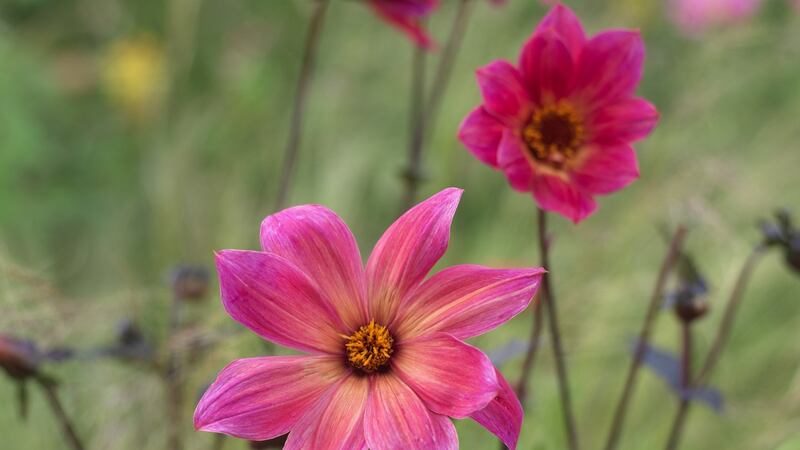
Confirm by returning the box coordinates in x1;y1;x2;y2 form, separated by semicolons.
663;244;767;450
536;209;580;450
402;0;476;209
402;43;428;211
275;0;331;211
36;377;85;450
515;295;544;404
664;320;694;450
603;226;688;450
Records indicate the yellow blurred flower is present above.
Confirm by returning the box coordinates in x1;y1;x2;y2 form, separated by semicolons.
102;35;166;122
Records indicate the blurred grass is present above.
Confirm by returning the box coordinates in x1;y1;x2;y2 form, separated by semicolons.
1;0;799;449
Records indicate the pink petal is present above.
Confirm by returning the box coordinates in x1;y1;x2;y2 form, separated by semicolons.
476;61;531;125
260;205;368;332
194;356;343;440
571;142;640;195
575;31;645;111
285;375;369;450
590;97;659;144
520;30;575;102
393;333;498;418
498;130;535;192
458;106;504;168
535;4;587;59
364;374;458;450
216;250;345;354
531;172;597;223
470;368;523;450
396;265;544;340
366;188;462;325
368;0;437;49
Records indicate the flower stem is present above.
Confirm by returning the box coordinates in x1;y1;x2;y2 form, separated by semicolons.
695;245;766;384
537;208;580;450
515;294;544;405
663;244;766;450
665;321;694;450
401;43;428;211
402;0;476;210
36;377;85;450
603;225;689;450
274;0;331;211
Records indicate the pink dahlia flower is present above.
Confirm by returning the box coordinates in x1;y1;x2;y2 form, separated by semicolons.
668;0;761;36
368;0;440;49
195;188;544;449
458;4;659;223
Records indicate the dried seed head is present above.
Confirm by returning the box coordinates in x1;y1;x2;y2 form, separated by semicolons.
169;265;210;301
0;335;39;380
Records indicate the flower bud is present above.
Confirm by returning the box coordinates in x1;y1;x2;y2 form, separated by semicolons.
673;290;709;323
169;265;210;302
0;335;39;380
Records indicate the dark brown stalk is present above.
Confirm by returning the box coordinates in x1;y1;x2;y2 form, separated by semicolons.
166;296;185;450
36;377;85;450
695;245;766;383
537;209;580;450
515;295;544;404
274;0;331;211
212;433;226;450
603;226;689;450
665;321;694;450
401;43;428;211
663;244;766;450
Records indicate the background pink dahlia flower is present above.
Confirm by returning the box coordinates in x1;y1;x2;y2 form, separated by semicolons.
194;188;544;449
668;0;762;36
368;0;440;49
458;4;659;223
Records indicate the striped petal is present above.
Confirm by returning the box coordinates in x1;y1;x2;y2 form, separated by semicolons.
470;368;523;450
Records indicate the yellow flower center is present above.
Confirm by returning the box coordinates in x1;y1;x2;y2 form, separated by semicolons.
522;101;584;169
344;320;394;373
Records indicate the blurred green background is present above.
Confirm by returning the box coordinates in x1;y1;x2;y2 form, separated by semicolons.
1;0;799;448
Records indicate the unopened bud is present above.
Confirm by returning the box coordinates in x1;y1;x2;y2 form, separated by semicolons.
169;265;209;301
0;335;39;380
673;290;709;323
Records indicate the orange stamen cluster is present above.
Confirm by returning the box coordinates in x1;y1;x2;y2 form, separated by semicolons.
344;320;394;373
522;101;584;169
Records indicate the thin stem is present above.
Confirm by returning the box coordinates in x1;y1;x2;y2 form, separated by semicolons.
537;208;580;450
515;295;544;405
36;378;85;450
166;296;185;450
401;43;428;211
212;433;226;450
274;0;331;211
664;244;766;450
424;0;476;134
665;322;693;450
603;226;689;450
695;245;766;384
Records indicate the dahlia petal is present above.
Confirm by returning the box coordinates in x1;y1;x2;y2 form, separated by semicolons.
364;374;458;450
368;0;437;49
571;142;640;195
476;61;531;125
396;265;544;340
575;30;645;110
470;368;523;450
216;250;345;354
284;375;369;450
393;333;498;418
498;130;535;192
535;4;586;58
519;30;575;102
531;172;597;223
260;205;368;332
366;188;462;325
194;356;343;441
590;97;659;144
458;106;504;168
